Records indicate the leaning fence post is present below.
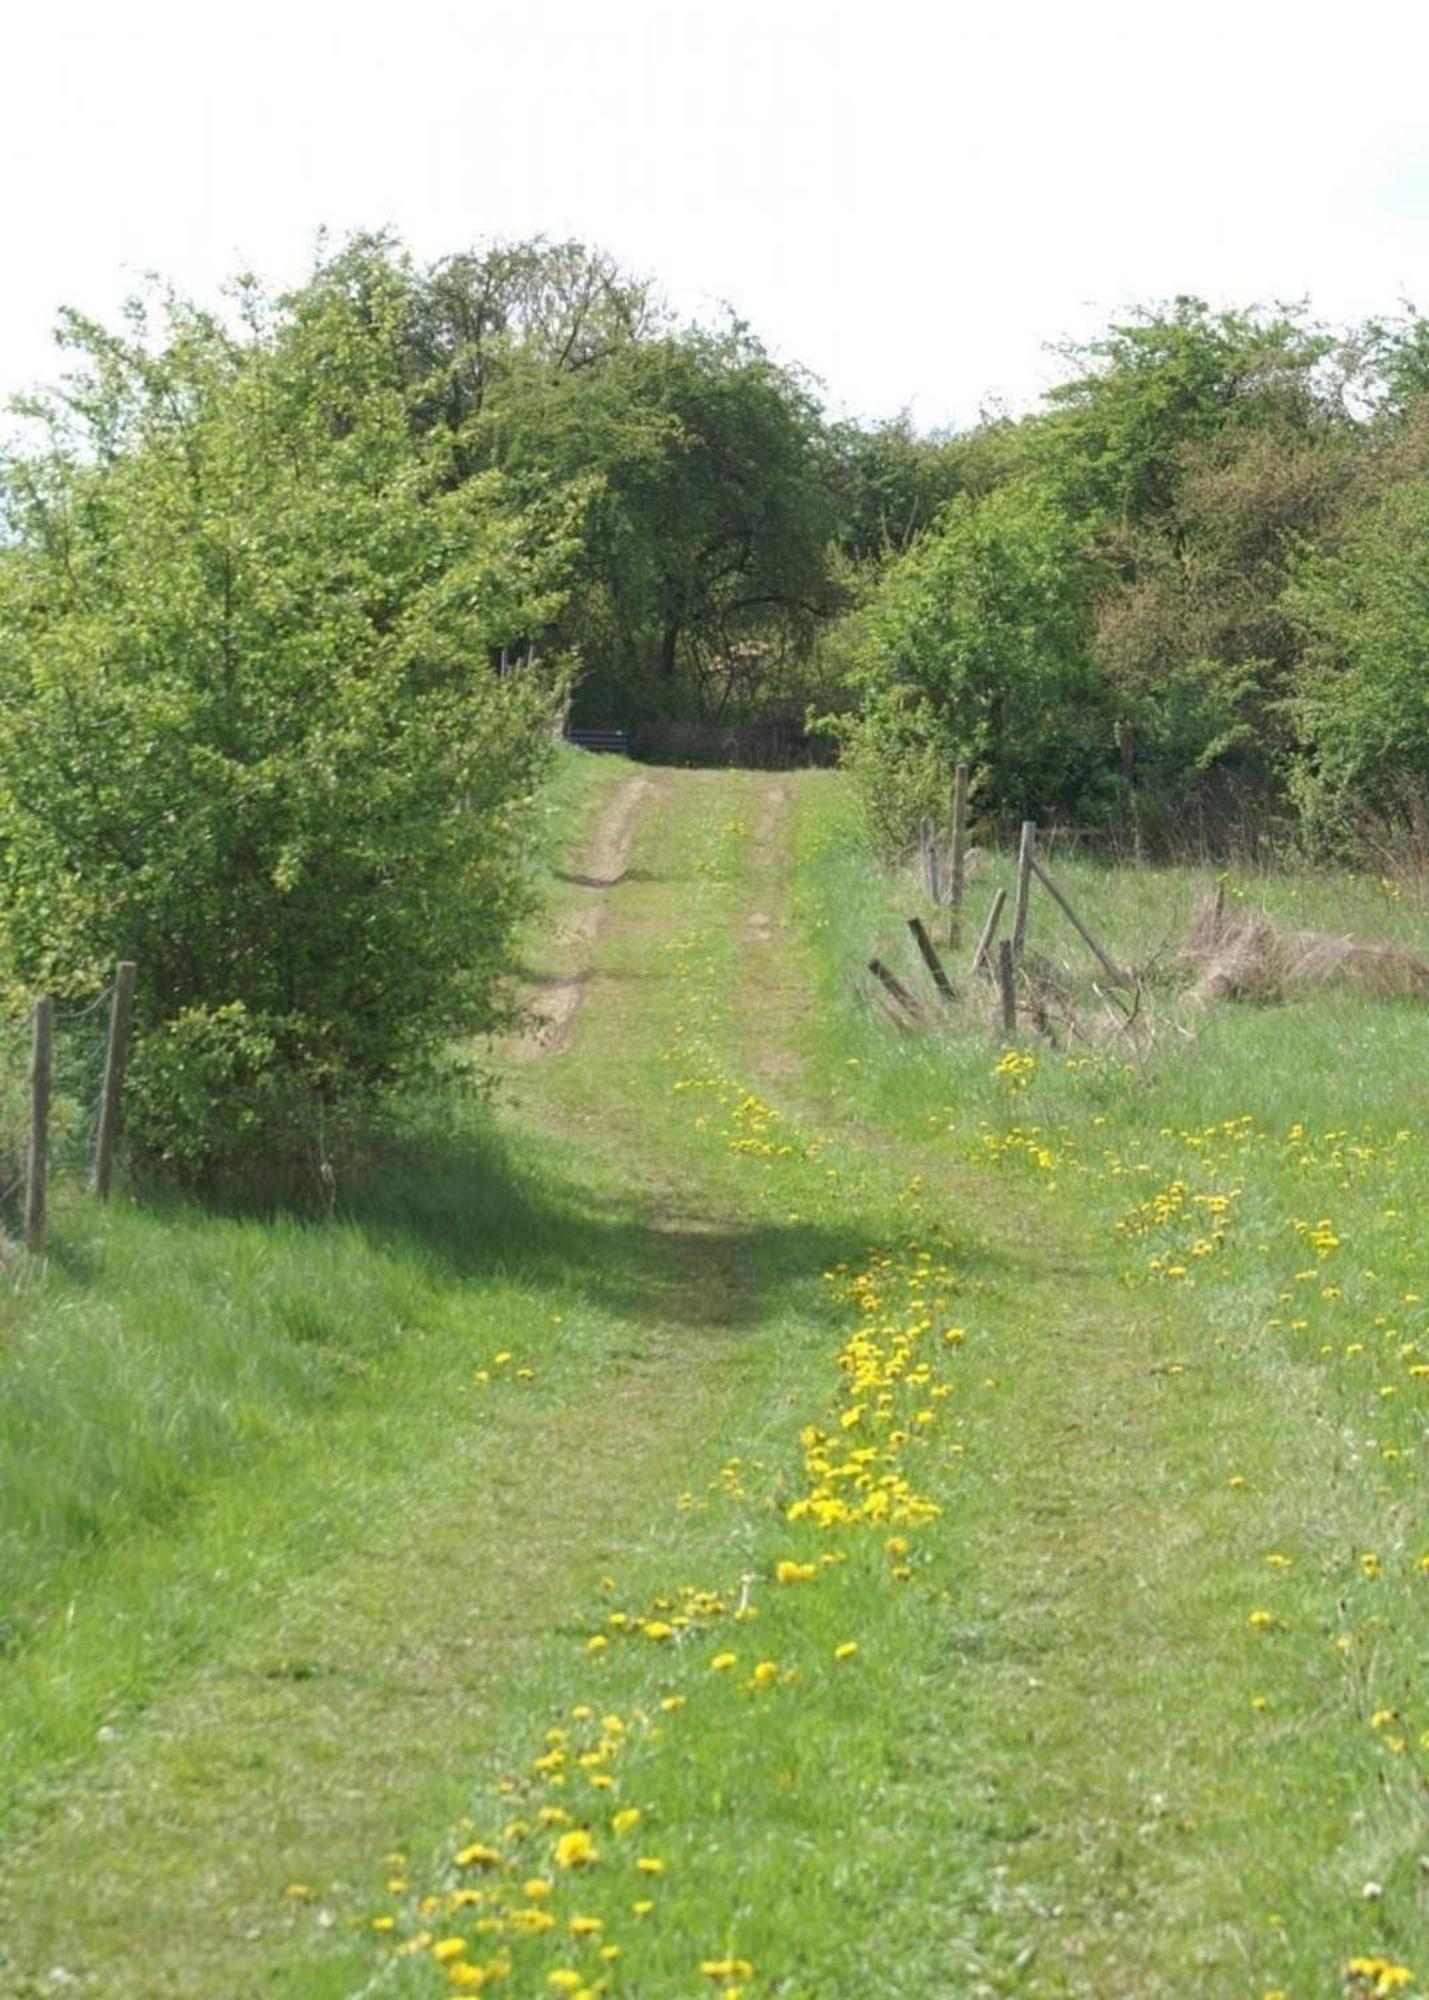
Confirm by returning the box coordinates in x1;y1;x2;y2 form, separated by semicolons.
93;961;137;1201
948;762;969;945
996;940;1017;1036
971;887;1007;978
907;917;956;1005
1011;820;1037;963
25;997;53;1255
868;958;923;1020
1026;857;1126;986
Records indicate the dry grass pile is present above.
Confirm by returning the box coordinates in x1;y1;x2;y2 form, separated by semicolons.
1182;891;1429;1005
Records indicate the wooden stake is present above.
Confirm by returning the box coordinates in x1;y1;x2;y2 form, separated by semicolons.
868;958;923;1019
996;940;1017;1036
1027;856;1127;986
948;762;969;945
907;917;956;1004
25;997;53;1255
93;960;137;1200
971;887;1007;977
1011;820;1036;962
922;822;942;905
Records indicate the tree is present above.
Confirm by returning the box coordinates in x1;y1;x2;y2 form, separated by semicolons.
831;481;1111;847
0;247;579;1181
1285;469;1429;843
394;242;838;725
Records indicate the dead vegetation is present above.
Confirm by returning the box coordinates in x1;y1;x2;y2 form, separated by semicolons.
1179;889;1429;1005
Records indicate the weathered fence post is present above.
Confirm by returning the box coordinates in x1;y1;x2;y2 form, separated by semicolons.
996;940;1017;1036
971;886;1007;977
93;961;137;1201
868;958;923;1020
25;997;53;1255
921;821;942;905
948;762;969;946
907;917;956;1005
1027;858;1126;986
1011;820;1037;963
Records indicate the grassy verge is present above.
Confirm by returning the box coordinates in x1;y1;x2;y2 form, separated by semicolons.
777;772;1429;1996
0;746;622;1676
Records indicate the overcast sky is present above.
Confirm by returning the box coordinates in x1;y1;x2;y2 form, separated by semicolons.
5;0;1429;429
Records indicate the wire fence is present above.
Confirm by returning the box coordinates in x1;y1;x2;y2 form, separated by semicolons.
1;968;133;1252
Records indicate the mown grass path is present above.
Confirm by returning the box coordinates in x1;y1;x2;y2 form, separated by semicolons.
0;764;1421;1997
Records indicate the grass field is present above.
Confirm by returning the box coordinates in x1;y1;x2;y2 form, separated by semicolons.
1;758;1427;1998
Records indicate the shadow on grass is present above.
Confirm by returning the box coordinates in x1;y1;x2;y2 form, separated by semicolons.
341;1118;854;1337
131;1098;1009;1344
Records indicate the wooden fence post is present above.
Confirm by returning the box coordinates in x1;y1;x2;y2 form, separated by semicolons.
948;762;969;946
996;940;1017;1036
971;886;1007;977
1026;858;1126;986
25;997;53;1255
93;961;137;1200
868;958;923;1020
907;917;956;1004
921;821;942;905
1011;820;1037;963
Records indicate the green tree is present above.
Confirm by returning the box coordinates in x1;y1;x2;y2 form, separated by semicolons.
401;243;838;726
831;481;1111;847
0;248;578;1181
1285;469;1429;843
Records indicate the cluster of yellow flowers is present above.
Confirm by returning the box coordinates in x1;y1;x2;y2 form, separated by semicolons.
788;1250;958;1536
992;1046;1037;1091
1344;1956;1416;1996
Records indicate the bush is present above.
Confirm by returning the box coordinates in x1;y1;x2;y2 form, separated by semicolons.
1285;471;1429;847
828;481;1114;848
0;248;578;1182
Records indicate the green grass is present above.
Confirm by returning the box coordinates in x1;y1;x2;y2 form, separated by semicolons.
0;747;621;1663
2;761;1428;1998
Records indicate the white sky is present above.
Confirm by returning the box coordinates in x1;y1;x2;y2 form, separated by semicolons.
5;0;1429;429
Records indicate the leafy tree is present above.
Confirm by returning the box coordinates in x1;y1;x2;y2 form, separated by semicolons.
399;243;837;726
1038;297;1338;531
824;415;974;567
1284;469;1429;843
0;249;577;1181
830;481;1112;847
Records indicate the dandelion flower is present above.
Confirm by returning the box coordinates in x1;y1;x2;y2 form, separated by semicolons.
554;1829;597;1869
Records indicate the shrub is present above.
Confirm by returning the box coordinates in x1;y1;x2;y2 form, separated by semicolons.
0;248;579;1182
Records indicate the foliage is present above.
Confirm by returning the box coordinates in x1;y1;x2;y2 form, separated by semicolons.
398;244;837;726
1038;296;1341;530
829;480;1112;846
0;249;578;1179
1285;467;1429;844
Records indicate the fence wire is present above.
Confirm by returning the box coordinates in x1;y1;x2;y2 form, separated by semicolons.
0;979;117;1237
